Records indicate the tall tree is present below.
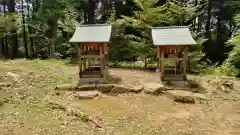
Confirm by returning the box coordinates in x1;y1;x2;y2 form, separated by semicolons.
110;0;195;65
87;0;95;24
0;14;4;57
21;0;29;58
2;4;8;58
7;0;18;59
205;0;212;38
27;0;35;58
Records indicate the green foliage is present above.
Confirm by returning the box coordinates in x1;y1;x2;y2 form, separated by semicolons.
30;0;79;58
188;51;207;73
1;0;240;77
0;15;5;37
212;14;240;76
110;0;196;64
196;0;240;64
0;13;21;37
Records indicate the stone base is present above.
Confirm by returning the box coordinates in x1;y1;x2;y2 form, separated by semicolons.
80;78;104;84
162;75;186;81
165;90;209;104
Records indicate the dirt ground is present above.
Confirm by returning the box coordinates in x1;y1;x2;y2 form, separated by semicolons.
0;60;239;135
108;68;159;86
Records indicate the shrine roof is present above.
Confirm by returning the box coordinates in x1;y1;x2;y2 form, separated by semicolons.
69;24;112;43
151;26;197;46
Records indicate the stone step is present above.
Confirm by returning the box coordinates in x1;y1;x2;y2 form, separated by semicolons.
74;91;100;100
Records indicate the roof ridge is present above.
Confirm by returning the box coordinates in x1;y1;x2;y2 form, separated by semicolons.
151;26;189;29
77;24;111;27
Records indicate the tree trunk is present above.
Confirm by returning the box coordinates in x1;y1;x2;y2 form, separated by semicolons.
216;16;221;61
27;0;35;58
21;0;29;58
0;3;5;57
193;0;198;32
47;20;58;57
0;3;4;57
144;57;147;68
4;36;8;57
3;4;8;58
87;0;95;24
51;22;57;57
229;18;233;37
205;0;212;38
8;0;18;59
0;38;4;57
84;6;88;24
4;2;8;58
32;0;41;57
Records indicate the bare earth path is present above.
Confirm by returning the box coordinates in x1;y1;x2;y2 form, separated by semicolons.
108;68;158;86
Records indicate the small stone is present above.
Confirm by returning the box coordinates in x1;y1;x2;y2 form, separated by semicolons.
55;84;76;91
77;84;96;91
110;85;129;94
128;86;143;93
96;84;115;93
74;91;100;100
144;83;165;95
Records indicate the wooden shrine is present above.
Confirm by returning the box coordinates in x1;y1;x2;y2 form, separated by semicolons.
151;26;197;81
69;24;112;84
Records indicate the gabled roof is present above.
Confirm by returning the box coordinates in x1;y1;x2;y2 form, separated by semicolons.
151;26;197;46
69;24;112;43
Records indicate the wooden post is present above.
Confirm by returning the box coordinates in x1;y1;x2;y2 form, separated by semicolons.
156;46;161;82
160;47;164;81
99;45;104;77
183;46;188;79
83;58;87;71
105;55;108;68
88;59;91;69
157;47;160;68
104;43;108;68
78;44;82;78
83;45;88;71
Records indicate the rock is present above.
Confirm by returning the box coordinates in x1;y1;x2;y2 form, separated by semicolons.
110;85;129;94
128;86;143;93
89;116;103;128
77;84;96;91
6;72;20;79
55;84;76;91
96;84;115;93
144;83;165;95
74;91;100;100
221;81;234;89
166;90;208;104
